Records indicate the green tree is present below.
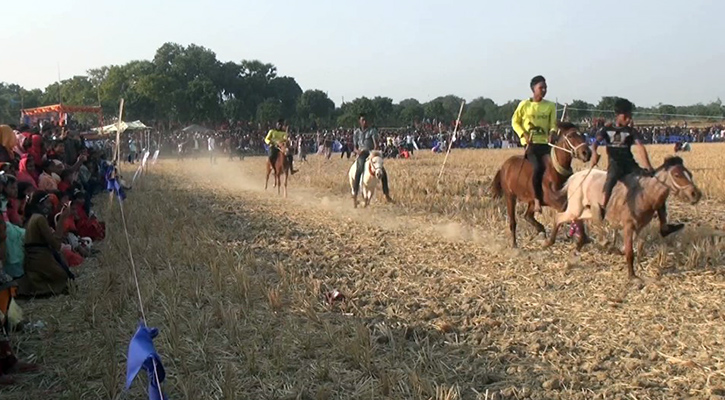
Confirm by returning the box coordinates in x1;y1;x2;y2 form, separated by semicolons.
268;77;303;120
398;98;424;125
424;100;447;121
595;96;635;118
658;104;677;122
462;97;487;126
256;98;283;125
371;96;394;126
297;90;335;128
567;99;595;121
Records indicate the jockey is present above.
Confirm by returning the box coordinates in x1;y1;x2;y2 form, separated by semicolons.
264;119;297;175
352;113;393;203
591;98;683;236
511;75;558;213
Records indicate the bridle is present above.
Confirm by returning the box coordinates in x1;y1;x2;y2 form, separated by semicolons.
368;155;383;177
549;130;588;176
660;166;695;192
548;131;587;159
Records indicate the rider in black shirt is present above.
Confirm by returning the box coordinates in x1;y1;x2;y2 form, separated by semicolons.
590;98;683;236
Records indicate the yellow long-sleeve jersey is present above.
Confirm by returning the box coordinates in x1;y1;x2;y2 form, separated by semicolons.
511;99;557;145
264;129;287;146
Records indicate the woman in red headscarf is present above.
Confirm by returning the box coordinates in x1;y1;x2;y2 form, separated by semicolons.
16;154;38;189
27;135;44;169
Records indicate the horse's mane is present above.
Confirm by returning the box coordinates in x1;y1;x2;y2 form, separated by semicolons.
557;121;578;131
655;156;684;172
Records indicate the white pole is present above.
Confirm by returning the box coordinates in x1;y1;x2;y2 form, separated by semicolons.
436;100;466;185
114;98;124;166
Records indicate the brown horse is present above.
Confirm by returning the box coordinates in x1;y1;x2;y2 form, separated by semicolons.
265;142;289;198
491;122;592;247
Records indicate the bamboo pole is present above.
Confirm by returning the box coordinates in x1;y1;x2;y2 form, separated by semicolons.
436;100;466;185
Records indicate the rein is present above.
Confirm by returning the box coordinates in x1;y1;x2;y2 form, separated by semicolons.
548;133;584;177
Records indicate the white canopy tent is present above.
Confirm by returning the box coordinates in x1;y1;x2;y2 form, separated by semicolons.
93;120;149;134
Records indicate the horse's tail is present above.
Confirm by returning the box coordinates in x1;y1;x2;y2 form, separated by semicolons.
491;169;503;199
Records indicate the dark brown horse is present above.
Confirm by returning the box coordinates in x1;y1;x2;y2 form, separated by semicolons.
265;142;289;198
491;122;592;247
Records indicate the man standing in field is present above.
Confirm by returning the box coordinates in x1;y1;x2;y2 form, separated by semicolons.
352;113;393;203
208;134;216;165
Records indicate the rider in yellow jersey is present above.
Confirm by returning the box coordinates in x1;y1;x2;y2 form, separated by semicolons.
264;119;297;175
511;75;558;212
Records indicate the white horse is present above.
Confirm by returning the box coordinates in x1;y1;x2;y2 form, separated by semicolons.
545;156;701;280
348;150;384;208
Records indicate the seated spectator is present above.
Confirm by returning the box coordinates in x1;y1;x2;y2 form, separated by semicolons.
0;126;17;163
16;191;75;297
72;189;105;241
16;182;35;219
38;160;63;191
1;175;22;226
0;271;38;385
57;169;75;193
16;154;38;190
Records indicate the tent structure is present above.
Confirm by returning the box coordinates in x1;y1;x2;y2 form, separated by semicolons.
93;120;149;134
181;124;214;134
21;103;103;128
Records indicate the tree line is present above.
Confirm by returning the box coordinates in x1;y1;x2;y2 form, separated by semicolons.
1;42;723;130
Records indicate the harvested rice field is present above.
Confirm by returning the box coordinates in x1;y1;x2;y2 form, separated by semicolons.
5;143;725;400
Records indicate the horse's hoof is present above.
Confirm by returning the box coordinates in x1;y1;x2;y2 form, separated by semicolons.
628;276;645;290
542;240;554;249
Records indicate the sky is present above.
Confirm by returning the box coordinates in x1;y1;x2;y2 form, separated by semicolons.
2;0;723;108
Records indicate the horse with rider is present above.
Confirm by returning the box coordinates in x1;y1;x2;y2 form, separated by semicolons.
493;76;687;249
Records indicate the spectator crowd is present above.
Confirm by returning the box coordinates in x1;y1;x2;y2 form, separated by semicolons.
0;119;108;386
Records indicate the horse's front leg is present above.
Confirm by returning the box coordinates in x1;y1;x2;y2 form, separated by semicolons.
574;220;590;250
506;194;518;248
265;165;271;190
283;171;288;198
623;224;640;282
364;187;373;208
543;211;568;248
524;202;546;237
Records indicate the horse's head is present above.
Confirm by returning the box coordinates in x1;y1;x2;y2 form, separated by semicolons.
369;150;384;179
657;156;702;204
555;122;592;162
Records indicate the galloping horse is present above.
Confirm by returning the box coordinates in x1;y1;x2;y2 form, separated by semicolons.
265;142;289;198
348;150;384;208
546;156;701;280
491;122;592;247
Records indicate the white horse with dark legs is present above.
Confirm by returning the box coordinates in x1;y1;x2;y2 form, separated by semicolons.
545;156;701;282
348;150;384;208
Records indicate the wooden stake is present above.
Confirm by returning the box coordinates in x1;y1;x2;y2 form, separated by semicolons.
436;100;466;185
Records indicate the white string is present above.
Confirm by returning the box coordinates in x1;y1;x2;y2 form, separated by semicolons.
117;196;165;399
556;107;725;120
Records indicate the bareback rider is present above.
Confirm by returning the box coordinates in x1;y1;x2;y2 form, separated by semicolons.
352;113;393;203
511;75;557;213
264;119;297;175
591;98;683;236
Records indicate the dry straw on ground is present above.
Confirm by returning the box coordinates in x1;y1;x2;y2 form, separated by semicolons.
2;143;725;399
